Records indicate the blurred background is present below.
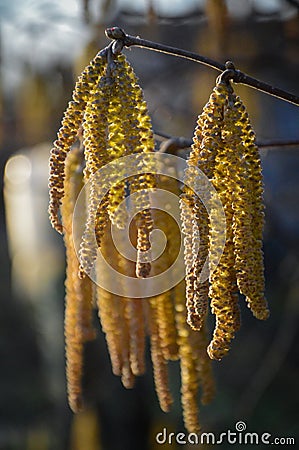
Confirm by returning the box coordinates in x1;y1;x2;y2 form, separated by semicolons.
1;0;299;449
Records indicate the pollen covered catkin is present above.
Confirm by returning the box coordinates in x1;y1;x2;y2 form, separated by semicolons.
116;56;156;278
150;208;179;361
95;227;134;385
231;97;269;320
49;36;271;435
174;280;215;433
182;75;268;360
78;75;115;277
181;82;228;331
49;53;106;233
147;298;174;412
207;132;241;360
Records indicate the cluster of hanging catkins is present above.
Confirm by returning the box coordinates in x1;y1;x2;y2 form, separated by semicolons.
181;76;269;362
49;42;269;432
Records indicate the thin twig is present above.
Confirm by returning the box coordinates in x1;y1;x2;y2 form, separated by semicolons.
105;27;299;107
154;131;299;152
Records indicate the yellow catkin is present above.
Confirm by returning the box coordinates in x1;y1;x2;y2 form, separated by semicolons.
79;175;110;278
173;169;214;432
151;175;181;361
80;60;141;275
96;285;123;376
79;54;155;275
207;83;242;360
149;208;179;361
106;55;155;233
83;75;111;175
117;222;147;376
174;281;201;433
192;322;215;406
229;96;269;320
78;75;116;277
173;280;211;433
153;291;179;361
61;147;95;412
106;61;130;228
49;53;106;233
135;208;153;278
114;55;156;278
181;83;228;330
124;298;146;376
95;226;134;389
119;296;135;390
180;195;201;327
76;275;96;343
147;296;173;413
146;209;178;360
140;197;175;412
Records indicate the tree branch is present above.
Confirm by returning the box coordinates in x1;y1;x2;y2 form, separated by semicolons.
154;131;299;152
105;27;299;107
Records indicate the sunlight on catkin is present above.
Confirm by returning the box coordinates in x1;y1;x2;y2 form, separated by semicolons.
49;38;269;434
182;75;268;361
61;147;95;412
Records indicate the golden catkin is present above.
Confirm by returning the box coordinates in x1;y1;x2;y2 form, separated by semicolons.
149;208;179;361
49;53;106;233
49;36;272;434
147;298;173;412
61;148;95;412
76;275;96;343
180;195;201;327
172;166;214;432
181;83;228;331
154;172;183;360
230;97;269;320
79;176;110;278
96;286;123;376
192;323;215;406
174;280;214;433
115;55;156;278
154;291;179;360
105;60;131;228
116;221;147;376
107;55;155;235
83;75;111;175
95;228;134;387
78;75;116;276
174;280;201;433
124;298;146;376
207;85;241;360
135;209;153;278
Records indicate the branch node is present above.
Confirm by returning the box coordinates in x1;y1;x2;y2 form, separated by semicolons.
218;63;243;87
105;27;126;40
225;60;236;70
